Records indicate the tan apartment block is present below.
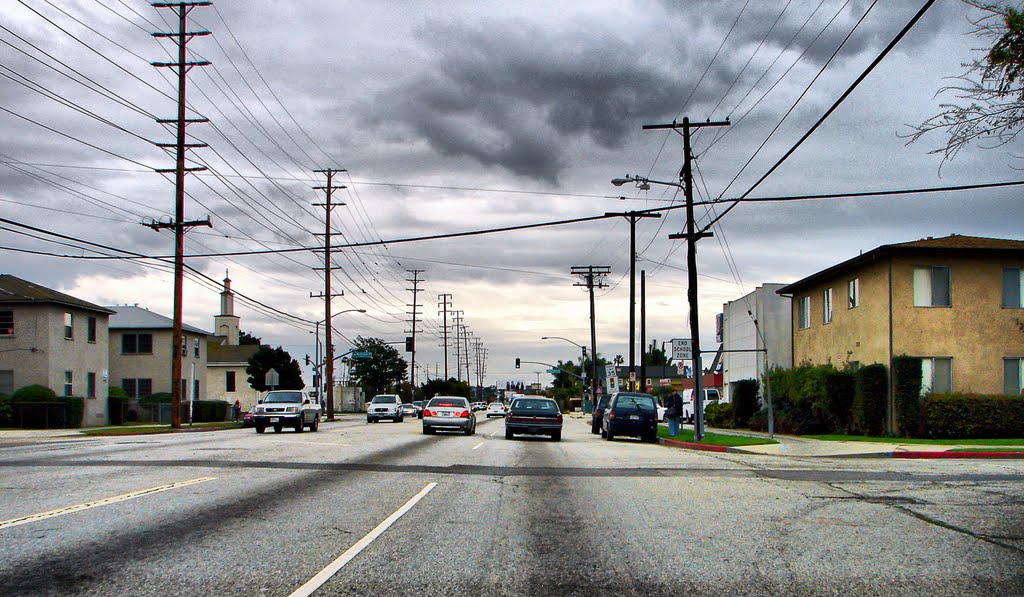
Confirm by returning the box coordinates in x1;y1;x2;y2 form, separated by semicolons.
778;235;1024;411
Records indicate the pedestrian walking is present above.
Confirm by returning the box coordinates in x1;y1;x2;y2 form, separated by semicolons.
232;400;241;422
665;391;683;437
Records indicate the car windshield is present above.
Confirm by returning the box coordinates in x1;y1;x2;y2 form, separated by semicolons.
615;394;656;411
511;399;557;411
428;397;467;408
372;395;398;403
263;391;303;403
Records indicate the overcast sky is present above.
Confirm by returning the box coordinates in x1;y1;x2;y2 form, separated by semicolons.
3;0;1022;388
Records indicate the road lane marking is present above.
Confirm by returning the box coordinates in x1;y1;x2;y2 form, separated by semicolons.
280;440;352;447
490;430;500;437
471;442;484;450
290;482;438;597
0;477;216;530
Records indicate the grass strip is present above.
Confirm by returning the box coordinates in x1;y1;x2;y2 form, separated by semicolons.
657;425;777;447
805;434;1024;446
82;422;243;436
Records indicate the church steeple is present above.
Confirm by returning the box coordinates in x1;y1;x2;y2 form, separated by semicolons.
214;270;240;345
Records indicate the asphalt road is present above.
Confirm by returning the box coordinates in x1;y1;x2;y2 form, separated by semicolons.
1;415;1022;596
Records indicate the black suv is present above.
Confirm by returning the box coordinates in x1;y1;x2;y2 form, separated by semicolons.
602;392;659;443
590;393;611;434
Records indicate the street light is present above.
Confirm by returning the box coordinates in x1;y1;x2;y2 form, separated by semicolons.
541;336;587;406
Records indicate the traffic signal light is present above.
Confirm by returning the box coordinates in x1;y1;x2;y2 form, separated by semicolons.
582;346;587;358
304;354;310;366
405;336;414;352
515;357;521;369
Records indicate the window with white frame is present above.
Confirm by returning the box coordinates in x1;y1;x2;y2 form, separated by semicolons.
848;278;860;309
913;266;951;307
920;357;952;395
63;312;73;339
1005;358;1024;395
63;371;73;397
823;288;833;324
193;337;200;358
798;296;810;329
0;310;13;335
1003;268;1024;308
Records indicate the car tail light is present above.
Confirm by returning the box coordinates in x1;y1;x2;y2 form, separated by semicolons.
556;413;563;423
459;410;470;418
607;409;615;420
423;409;435;417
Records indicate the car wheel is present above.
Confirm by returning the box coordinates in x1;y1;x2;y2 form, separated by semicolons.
256;426;265;434
422;426;433;435
591;421;600;434
605;426;615;441
295;419;304;433
600;424;607;438
310;417;319;432
551;431;561;441
464;425;474;436
274;425;282;433
505;428;514;440
396;416;403;423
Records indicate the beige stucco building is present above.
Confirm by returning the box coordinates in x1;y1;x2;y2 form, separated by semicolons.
778;235;1024;430
206;275;259;411
107;305;210;405
0;275;113;426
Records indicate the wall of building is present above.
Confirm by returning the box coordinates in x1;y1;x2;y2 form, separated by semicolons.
891;254;1024;394
206;364;259;409
722;284;791;402
109;329;208;400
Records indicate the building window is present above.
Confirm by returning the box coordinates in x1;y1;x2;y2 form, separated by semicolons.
798;296;810;330
182;378;188;401
823;288;833;324
1004;268;1024;308
1006;358;1024;395
920;357;952;395
87;317;97;343
848;278;860;309
121;378;153;399
64;312;73;339
193;379;200;400
182;338;187;357
913;266;951;307
122;333;153;354
87;372;96;398
64;371;73;397
225;371;236;393
0;311;13;335
0;370;13;395
194;338;200;358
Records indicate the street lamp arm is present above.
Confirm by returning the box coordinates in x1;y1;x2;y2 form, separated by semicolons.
611;174;684;190
540;336;583;349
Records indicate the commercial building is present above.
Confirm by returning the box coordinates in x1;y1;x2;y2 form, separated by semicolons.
720;283;792;402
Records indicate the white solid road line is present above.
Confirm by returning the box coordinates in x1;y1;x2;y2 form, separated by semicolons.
471;441;484;450
489;430;500;437
289;482;439;597
0;477;217;530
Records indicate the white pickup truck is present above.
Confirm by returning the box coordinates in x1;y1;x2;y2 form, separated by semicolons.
253;390;321;433
681;388;722;424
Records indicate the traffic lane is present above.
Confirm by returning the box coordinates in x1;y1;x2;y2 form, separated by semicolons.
0;431;445;596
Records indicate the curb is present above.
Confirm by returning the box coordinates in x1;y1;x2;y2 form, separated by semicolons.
658;437;729;452
892;450;1024;459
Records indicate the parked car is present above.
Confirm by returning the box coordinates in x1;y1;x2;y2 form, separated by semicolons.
505;397;562;441
413;400;425;419
367;394;403;423
422;396;476;435
242;407;255;428
400;403;417;417
681;388;723;423
591;393;612;434
253;390;320;434
602;392;658;442
485;401;507;418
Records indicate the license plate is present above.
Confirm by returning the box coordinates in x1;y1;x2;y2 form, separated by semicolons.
270;417;280;423
629;415;640;420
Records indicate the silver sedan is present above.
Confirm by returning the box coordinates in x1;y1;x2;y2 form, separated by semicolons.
422;396;476;435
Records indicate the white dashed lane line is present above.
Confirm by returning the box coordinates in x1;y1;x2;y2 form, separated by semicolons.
471;442;484;450
0;477;217;530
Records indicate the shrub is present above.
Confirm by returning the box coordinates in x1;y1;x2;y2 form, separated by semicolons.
853;364;888;435
0;392;11;426
766;364;834;434
12;384;57;402
9;385;83;428
732;379;759;428
892;355;923;437
824;371;856;433
922;393;1024;439
705;402;735;428
747;408;769;432
62;397;84;428
191;400;229;422
108;386;129;425
138;392;173;406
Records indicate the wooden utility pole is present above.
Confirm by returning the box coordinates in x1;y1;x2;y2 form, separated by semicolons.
149;1;212;429
645;117;729;440
640;269;646;393
406;269;424;393
452;310;464;382
572;265;610;408
313;168;346;420
438;293;452;379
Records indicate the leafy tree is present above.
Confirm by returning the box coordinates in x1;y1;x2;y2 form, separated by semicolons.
905;2;1024;162
239;329;262;346
644;339;669;366
422;377;470;399
613;354;624;365
246;345;304;391
348;336;408;398
550;359;583;393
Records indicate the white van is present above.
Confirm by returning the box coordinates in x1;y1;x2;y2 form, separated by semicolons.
681;388;722;423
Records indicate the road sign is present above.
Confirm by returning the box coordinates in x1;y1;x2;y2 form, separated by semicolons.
264;368;279;388
546;368;561;375
659;378;672;386
672;338;693;361
629;371;636;381
351;351;372;359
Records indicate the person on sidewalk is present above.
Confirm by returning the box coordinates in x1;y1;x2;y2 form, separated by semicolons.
231;400;241;422
665;391;683;437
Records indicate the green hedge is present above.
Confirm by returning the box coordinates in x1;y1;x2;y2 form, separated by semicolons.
0;393;11;426
922;393;1024;439
108;386;129;425
138;392;173;406
853;364;888;435
705;402;735;428
191;400;229;422
732;379;759;428
893;355;923;437
824;371;855;433
12;384;57;402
